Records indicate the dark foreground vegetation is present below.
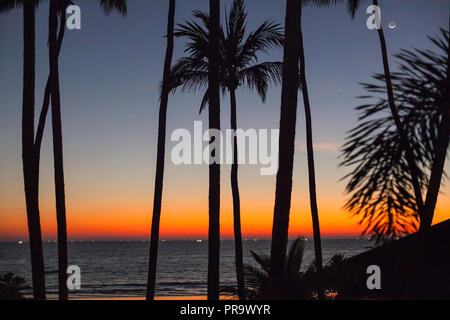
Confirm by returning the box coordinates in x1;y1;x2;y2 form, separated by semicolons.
320;219;450;300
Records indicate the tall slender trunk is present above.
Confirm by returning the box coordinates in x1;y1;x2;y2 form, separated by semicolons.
421;19;450;227
229;88;245;300
146;0;176;301
422;113;449;226
35;14;66;177
207;0;221;301
298;4;323;281
372;0;425;228
22;0;46;300
269;0;301;300
49;0;68;300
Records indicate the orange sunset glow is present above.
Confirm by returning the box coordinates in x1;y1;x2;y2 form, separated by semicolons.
2;180;449;240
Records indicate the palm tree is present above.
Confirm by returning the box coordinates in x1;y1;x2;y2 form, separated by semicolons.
0;272;27;300
169;0;283;300
1;0;127;301
421;22;449;227
0;0;46;300
341;29;449;242
297;2;324;284
146;0;176;301
48;0;70;301
222;237;313;300
46;0;127;300
269;0;302;300
344;0;449;230
308;0;426;228
208;0;221;301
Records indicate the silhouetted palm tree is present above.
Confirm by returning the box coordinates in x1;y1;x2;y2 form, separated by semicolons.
21;0;125;300
269;0;302;300
46;0;127;300
1;0;127;301
309;0;426;228
169;0;283;300
208;0;221;300
297;2;324;285
0;0;46;300
222;237;313;300
146;0;175;301
421;24;449;227
0;272;27;300
341;29;449;242
48;0;70;301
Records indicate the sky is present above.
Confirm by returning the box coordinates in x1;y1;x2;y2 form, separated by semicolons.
0;0;449;241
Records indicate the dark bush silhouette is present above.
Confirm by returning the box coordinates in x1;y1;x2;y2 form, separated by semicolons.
0;273;27;300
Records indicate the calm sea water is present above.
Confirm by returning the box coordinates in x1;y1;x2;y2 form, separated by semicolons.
0;239;369;298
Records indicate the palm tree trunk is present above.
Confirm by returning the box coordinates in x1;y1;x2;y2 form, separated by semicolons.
49;0;68;300
229;88;246;300
269;0;301;300
35;11;66;186
422;113;449;226
207;0;221;301
372;0;425;228
298;4;323;283
22;0;46;300
146;0;176;301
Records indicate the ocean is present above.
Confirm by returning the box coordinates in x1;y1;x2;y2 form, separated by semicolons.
0;239;370;298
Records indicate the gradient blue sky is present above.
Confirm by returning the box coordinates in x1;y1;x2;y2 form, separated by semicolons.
0;0;449;240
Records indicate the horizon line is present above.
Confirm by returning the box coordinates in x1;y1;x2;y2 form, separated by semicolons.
1;236;369;242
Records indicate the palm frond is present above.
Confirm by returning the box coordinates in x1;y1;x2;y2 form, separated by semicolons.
249;250;270;273
199;89;210;114
0;0;40;13
175;10;210;59
0;0;22;13
340;29;449;243
345;0;363;18
168;57;209;94
286;237;305;278
225;0;246;46
237;19;283;68
171;0;283;114
99;0;127;16
303;0;366;19
238;61;283;102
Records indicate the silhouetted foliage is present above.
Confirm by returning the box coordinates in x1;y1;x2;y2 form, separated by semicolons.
222;238;348;300
303;0;362;19
0;273;27;300
340;29;449;243
326;253;346;268
222;237;316;300
169;0;283;110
